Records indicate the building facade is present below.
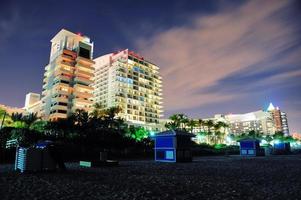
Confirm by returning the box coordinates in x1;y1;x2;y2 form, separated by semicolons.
93;49;163;130
24;93;41;116
205;103;289;136
0;104;25;115
267;103;289;135
223;111;275;135
41;29;95;121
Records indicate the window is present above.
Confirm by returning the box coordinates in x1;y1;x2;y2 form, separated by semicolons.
58;110;67;114
79;47;90;59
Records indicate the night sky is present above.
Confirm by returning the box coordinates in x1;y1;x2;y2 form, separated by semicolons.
0;0;300;133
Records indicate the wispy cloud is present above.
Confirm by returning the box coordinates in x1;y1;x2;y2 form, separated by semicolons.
0;6;20;45
136;0;301;132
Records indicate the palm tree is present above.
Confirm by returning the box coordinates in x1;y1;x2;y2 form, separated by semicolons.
23;113;39;129
178;114;189;130
72;109;89;127
11;112;26;128
213;122;222;144
167;114;189;131
165;121;177;130
169;114;181;129
265;135;273;144
207;120;215;143
198;119;205;133
103;106;122;129
11;112;24;122
90;103;104;118
105;106;122;121
215;121;228;143
0;109;7;129
187;119;197;133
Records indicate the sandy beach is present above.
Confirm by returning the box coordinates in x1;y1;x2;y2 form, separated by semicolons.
1;155;301;200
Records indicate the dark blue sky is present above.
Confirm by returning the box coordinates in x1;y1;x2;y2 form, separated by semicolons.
0;0;300;133
0;0;220;105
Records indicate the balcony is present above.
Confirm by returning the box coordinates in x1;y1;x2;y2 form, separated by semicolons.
72;105;93;112
54;74;72;83
74;69;94;78
42;90;48;96
73;91;93;99
51;105;68;111
63;49;77;57
75;63;95;72
61;60;75;68
53;82;70;89
76;56;95;65
54;67;73;76
43;75;49;83
61;54;75;62
52;89;70;96
74;76;93;85
49;113;67;120
74;83;93;92
52;96;69;103
73;98;93;105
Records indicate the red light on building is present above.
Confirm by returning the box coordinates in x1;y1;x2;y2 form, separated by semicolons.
129;51;144;60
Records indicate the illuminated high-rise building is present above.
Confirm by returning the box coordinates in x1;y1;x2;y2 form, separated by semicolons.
267;102;289;135
41;29;95;121
93;49;163;130
206;103;290;136
223;111;276;135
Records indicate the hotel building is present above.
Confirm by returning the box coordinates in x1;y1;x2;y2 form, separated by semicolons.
267;103;289;135
24;92;41;116
203;103;289;136
41;29;95;121
93;49;163;130
222;111;275;135
0;104;25;115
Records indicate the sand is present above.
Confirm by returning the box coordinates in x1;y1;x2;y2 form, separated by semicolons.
1;155;301;200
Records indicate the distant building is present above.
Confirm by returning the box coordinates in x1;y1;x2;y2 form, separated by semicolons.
41;29;95;121
280;112;289;135
93;49;163;131
223;110;275;135
292;133;301;140
25;93;40;108
159;103;290;136
209;103;289;135
267;103;289;135
0;104;25;115
24;93;41;116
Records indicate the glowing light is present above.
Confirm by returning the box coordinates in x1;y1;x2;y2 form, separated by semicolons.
261;139;267;145
149;131;155;137
267;102;275;111
226;136;232;143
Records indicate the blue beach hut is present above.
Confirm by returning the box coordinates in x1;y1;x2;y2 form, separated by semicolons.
273;142;291;154
154;130;194;162
239;138;264;156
